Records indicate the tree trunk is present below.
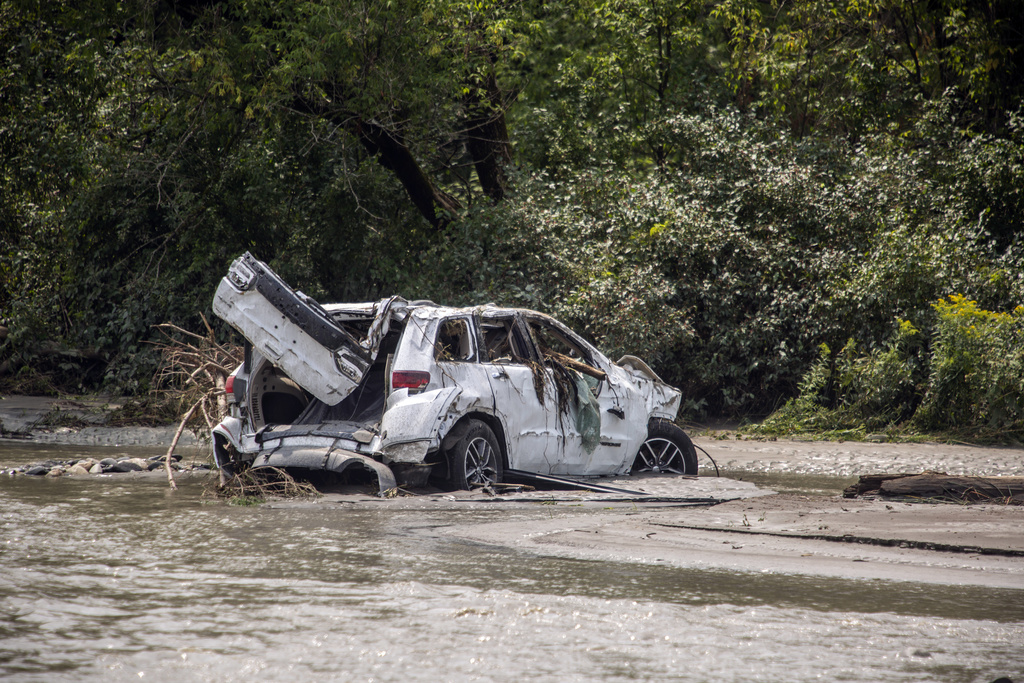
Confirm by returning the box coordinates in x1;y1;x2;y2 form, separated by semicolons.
353;118;462;230
292;96;463;231
464;73;512;202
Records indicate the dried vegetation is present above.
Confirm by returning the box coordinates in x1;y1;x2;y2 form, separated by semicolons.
209;466;320;504
150;316;241;489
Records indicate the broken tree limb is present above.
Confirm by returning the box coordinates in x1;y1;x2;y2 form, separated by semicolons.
151;321;242;487
165;398;202;491
845;473;1024;504
542;349;607;381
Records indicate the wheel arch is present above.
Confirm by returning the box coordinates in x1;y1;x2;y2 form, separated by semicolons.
632;417;698;475
437;411;509;468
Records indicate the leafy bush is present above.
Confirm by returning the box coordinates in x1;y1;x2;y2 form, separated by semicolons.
759;298;1024;440
916;296;1024;436
757;320;924;436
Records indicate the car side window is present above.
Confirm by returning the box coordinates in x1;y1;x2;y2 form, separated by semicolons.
481;317;529;364
435;318;475;361
528;320;593;367
527;319;606;397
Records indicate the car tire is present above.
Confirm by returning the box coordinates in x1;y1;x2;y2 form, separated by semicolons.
632;419;698;475
447;420;503;490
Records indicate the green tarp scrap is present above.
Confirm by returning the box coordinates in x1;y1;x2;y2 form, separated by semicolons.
572;373;601;454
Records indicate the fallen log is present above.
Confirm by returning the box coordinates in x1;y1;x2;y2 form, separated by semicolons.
845;473;1024;504
842;473;925;498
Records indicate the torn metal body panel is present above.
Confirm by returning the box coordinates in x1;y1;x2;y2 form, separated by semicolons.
211;253;696;493
378;386;461;461
616;355;683;420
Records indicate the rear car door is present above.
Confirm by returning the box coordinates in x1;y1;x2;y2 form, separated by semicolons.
478;313;563;473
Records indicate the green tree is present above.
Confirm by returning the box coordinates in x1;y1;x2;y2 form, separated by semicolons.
713;0;1024;137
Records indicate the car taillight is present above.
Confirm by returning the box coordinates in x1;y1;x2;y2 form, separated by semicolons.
225;373;237;402
392;370;430;391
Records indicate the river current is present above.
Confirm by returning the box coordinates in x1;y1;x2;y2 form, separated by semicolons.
2;442;1022;682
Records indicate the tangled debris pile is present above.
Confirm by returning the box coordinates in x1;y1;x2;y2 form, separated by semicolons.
212;466;319;502
2;454;211;477
150;319;241;489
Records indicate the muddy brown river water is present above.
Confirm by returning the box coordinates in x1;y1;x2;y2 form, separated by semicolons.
2;441;1023;682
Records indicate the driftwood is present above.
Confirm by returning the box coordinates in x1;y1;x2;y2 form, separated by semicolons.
845;473;1024;504
843;473;924;498
164;399;203;491
213;466;319;501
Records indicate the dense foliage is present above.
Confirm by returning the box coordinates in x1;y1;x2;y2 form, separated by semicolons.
2;0;1022;436
758;296;1024;439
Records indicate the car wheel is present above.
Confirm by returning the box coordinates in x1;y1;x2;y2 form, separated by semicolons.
448;420;503;490
632;419;698;475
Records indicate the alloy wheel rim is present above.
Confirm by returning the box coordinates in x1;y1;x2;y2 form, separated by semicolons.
465;436;498;484
635;437;685;474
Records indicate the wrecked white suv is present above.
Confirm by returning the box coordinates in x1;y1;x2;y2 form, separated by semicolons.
211;253;697;492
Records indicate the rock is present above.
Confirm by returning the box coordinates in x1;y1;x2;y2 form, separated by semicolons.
46;467;64;477
89;463;104;474
24;466;49;476
147;453;181;463
68;464;90;475
111;460;143;473
147;461;165;471
99;458;118;469
76;458;99;470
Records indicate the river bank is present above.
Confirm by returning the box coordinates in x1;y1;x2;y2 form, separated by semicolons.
0;394;200;447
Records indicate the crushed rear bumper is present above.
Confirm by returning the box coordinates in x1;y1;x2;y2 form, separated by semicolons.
251;447;398;493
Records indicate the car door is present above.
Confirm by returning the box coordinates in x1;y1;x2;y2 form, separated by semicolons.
477;313;563;473
523;316;648;475
430;314;495;412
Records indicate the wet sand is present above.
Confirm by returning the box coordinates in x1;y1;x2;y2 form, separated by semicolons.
434;436;1024;588
438;490;1024;589
313;435;1024;589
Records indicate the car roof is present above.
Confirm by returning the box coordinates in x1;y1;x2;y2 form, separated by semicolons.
321;299;556;324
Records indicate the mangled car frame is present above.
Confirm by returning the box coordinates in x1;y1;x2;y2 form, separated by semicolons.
212;253;697;492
